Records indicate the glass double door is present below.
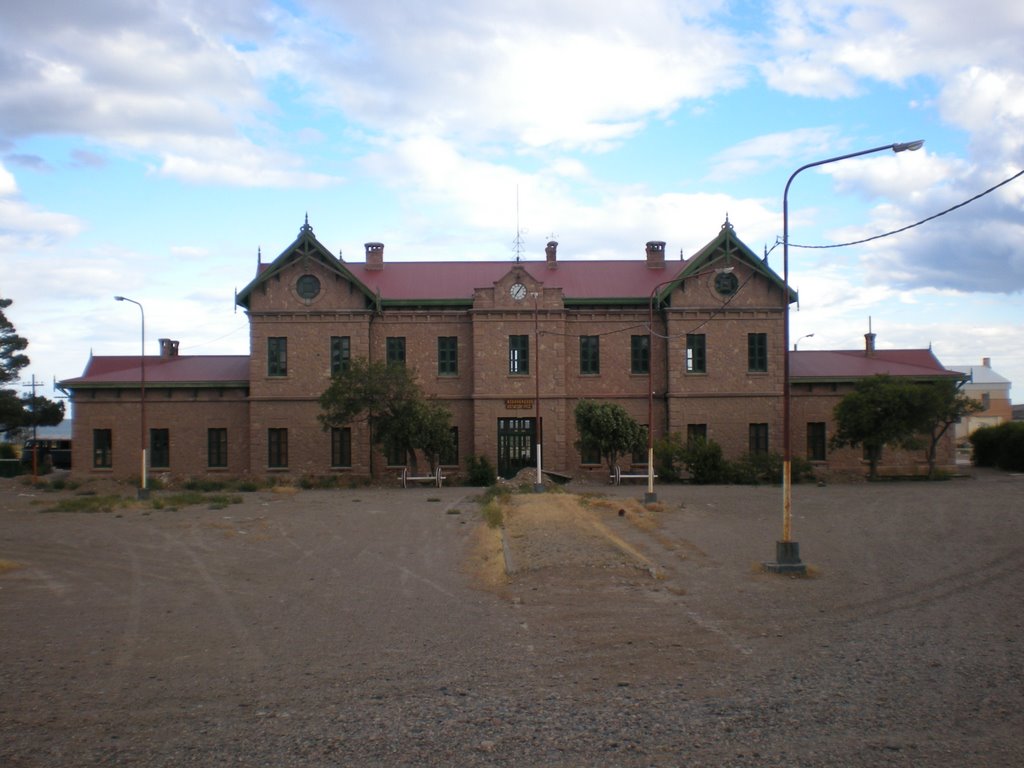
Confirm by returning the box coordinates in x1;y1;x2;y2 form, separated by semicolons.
497;417;537;479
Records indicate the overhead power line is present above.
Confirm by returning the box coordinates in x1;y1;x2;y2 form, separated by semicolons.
789;167;1024;250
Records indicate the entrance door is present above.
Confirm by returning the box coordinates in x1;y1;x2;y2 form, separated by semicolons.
497;417;536;479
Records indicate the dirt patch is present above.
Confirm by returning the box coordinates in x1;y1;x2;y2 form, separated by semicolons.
499;493;659;576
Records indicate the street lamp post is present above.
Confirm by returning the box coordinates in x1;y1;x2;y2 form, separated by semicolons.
793;333;814;351
533;292;544;493
114;296;148;499
766;140;924;574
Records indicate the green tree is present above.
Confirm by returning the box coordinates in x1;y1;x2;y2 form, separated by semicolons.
574;400;646;472
911;379;982;478
1;298;65;436
318;358;453;471
830;375;929;479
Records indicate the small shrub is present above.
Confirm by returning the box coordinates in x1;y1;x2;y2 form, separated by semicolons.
481;499;504;528
466;455;497;486
184;478;226;492
970;422;1024;471
682;437;729;485
653;433;687;483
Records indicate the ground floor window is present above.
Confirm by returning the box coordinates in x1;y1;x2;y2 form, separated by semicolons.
150;428;170;469
749;423;769;454
385;438;405;467
93;429;112;468
807;422;827;461
440;426;459;466
331;427;352;468
208;428;228;468
631;425;649;465
268;428;288;468
687;423;708;444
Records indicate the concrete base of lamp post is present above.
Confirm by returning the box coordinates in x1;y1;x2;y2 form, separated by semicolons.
533;483;545;493
643;492;658;505
763;540;807;575
137;488;150;501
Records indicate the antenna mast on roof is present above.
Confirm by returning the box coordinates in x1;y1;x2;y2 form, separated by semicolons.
512;185;526;262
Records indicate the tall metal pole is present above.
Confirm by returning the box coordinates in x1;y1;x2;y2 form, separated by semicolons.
115;296;147;499
534;293;544;493
769;140;923;574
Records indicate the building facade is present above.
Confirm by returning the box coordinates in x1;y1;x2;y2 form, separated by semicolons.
61;218;959;483
945;358;1013;441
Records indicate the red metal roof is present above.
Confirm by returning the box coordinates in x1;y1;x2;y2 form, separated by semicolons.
790;349;961;381
324;260;691;302
61;355;249;387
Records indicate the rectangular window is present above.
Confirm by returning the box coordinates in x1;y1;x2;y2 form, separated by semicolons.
748;333;768;372
631;335;649;374
438;336;458;376
208;428;228;468
440;426;459;466
150;428;170;469
386;336;406;366
687;423;708;444
509;335;529;374
385;438;405;467
981;392;991;410
807;422;827;461
632;426;649;465
749;423;769;454
330;336;350;375
331;427;352;468
268;428;288;468
580;442;601;465
686;334;706;373
579;335;600;375
93;429;112;468
268;337;287;376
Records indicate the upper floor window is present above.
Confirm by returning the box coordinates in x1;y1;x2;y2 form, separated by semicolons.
386;337;406;366
509;335;529;375
579;335;600;375
686;334;706;373
631;335;649;374
331;336;350;375
268;337;287;377
748;333;768;372
438;336;458;376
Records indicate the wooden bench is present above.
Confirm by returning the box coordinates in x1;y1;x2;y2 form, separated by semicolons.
610;465;657;486
400;466;446;488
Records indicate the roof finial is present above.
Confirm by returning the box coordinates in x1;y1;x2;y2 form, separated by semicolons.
301;213;313;235
722;213;733;231
257;246;262;266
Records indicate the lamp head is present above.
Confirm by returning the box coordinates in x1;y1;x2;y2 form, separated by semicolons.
114;295;125;301
892;140;924;153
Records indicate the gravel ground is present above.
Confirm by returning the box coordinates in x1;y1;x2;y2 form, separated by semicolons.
1;469;1022;767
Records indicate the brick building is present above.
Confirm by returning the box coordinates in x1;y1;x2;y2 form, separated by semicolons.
61;218;960;483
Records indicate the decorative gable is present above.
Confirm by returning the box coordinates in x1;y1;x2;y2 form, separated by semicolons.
235;216;376;312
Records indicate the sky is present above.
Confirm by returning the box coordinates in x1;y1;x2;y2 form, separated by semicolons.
2;0;1022;408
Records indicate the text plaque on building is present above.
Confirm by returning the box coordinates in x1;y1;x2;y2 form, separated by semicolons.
505;399;534;410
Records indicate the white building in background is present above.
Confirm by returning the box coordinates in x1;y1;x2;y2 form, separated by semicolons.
946;358;1013;441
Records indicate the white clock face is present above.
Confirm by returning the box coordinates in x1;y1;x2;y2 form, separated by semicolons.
510;283;527;300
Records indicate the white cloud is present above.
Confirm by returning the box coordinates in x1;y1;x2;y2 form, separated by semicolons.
261;0;748;151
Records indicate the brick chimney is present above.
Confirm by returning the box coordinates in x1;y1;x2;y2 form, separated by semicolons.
645;240;666;269
365;242;384;271
982;357;991;368
545;240;558;268
864;332;876;356
159;339;179;357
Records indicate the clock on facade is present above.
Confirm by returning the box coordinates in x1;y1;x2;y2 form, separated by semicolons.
510;282;527;300
714;271;739;296
297;274;321;299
